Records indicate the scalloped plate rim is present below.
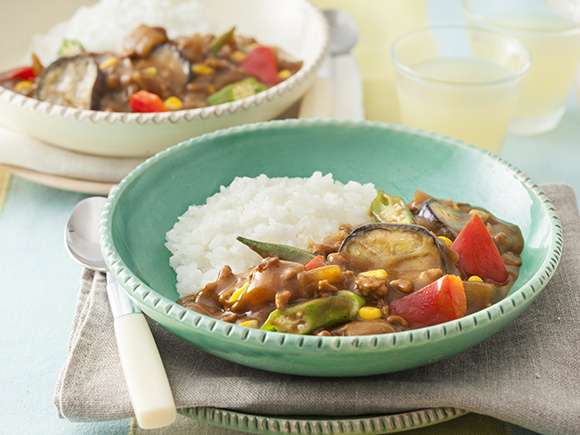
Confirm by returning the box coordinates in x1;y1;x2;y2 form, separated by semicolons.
178;406;469;434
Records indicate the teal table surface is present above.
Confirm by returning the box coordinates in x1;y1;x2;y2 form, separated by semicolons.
0;1;578;434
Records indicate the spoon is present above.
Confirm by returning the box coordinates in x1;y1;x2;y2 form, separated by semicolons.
298;9;360;118
65;196;176;429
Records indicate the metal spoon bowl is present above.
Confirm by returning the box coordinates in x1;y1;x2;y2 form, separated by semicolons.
324;9;359;56
65;196;108;271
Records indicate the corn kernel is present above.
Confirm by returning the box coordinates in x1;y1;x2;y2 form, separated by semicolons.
468;275;483;282
228;282;249;303
452;203;460;211
14;80;33;92
359;306;382;320
164;96;183;111
469;209;484;216
231;50;246;62
207;85;217;94
192;63;215;74
142;66;157;76
277;69;291;80
99;57;117;69
358;269;388;279
438;236;453;246
238;319;259;328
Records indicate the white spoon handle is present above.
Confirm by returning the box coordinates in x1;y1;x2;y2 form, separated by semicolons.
298;53;333;119
106;272;176;429
114;312;176;429
298;76;333;119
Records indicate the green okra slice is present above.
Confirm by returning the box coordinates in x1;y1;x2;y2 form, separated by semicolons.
261;291;365;334
58;40;86;57
209;26;236;54
371;190;414;224
236;236;316;264
206;77;267;105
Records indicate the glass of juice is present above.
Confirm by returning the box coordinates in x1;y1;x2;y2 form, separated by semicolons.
464;0;580;136
391;26;531;155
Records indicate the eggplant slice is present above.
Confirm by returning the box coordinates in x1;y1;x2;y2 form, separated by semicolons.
339;223;448;284
34;55;102;110
133;43;191;99
416;199;472;239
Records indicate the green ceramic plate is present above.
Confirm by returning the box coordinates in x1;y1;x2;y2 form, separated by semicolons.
100;119;562;377
178;406;469;434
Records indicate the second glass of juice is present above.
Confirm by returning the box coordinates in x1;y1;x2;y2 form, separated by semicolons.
391;26;531;155
464;0;580;136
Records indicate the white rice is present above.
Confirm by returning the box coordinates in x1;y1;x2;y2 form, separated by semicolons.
28;0;214;65
166;172;377;298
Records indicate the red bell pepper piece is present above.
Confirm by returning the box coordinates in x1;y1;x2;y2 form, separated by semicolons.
305;255;326;271
389;275;467;328
239;46;279;85
451;213;508;284
129;90;168;113
0;66;35;83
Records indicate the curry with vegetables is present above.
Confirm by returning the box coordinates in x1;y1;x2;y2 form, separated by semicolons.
178;190;524;336
0;25;302;112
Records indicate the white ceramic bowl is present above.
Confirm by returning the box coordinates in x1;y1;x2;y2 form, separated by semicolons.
0;0;328;157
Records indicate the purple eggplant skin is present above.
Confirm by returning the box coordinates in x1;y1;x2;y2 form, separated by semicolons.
33;55;103;110
148;43;192;84
416;199;470;239
338;222;453;283
130;43;192;99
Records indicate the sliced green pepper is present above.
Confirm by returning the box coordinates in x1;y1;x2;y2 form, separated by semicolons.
206;77;267;105
236;236;316;264
58;40;86;58
261;291;365;334
371;190;414;224
209;26;236;54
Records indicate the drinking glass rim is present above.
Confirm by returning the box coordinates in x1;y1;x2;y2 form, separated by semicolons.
390;25;532;88
463;0;580;39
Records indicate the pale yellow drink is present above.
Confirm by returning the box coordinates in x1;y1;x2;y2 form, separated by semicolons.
463;0;580;134
395;57;521;155
311;0;429;123
481;14;580;121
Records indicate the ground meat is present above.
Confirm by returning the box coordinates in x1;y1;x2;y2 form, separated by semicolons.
390;279;413;294
355;274;388;299
310;224;353;257
326;252;350;267
502;251;522;266
275;290;292;310
317;280;339;295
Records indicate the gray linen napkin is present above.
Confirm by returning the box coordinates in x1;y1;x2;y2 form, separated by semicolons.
54;183;580;435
